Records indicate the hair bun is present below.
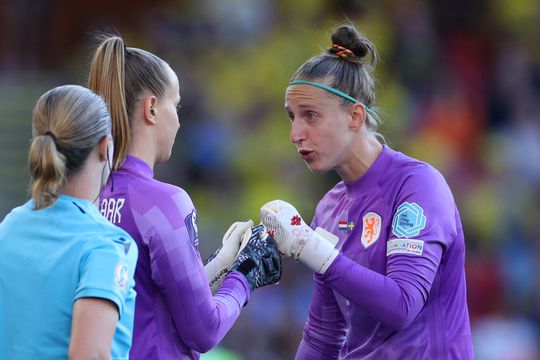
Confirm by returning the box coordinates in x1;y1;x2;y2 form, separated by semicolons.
329;24;378;66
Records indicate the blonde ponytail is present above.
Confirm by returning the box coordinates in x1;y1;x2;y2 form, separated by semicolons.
28;134;66;209
88;34;170;170
88;36;130;170
29;85;111;210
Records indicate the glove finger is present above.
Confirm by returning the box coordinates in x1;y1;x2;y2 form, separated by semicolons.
251;223;266;237
223;221;240;242
260;200;283;215
238;228;253;253
223;219;253;245
235;219;254;237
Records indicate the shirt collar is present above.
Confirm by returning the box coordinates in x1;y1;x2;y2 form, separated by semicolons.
57;194;98;215
344;145;393;196
119;154;154;179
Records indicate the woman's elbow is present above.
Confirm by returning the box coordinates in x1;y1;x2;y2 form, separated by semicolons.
384;286;426;331
186;335;219;353
383;309;419;332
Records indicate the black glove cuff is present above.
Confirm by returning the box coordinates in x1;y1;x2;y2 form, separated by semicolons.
235;258;256;276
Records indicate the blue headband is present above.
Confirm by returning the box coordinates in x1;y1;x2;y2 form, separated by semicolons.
288;80;376;117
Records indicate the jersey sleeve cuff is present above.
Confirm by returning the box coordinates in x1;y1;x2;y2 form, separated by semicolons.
74;287;124;318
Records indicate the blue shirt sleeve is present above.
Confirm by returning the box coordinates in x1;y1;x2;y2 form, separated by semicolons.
75;234;137;318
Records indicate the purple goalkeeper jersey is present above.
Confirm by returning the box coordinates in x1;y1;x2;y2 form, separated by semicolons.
296;146;473;360
100;155;250;360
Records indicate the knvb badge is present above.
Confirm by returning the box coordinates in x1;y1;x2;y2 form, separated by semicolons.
361;212;381;248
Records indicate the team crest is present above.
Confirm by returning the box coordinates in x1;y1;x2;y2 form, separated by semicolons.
361;212;381;248
391;202;426;238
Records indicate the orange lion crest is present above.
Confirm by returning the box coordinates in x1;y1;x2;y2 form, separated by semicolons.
361;212;381;249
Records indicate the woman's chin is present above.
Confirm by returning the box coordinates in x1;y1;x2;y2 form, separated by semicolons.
305;161;329;174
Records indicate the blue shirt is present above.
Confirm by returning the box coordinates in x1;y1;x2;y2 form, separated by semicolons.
0;194;138;360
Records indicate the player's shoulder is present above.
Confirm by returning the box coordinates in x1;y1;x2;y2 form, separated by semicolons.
0;201;31;238
150;179;194;213
316;181;348;214
85;205;134;244
81;214;137;260
382;149;456;215
132;178;196;227
387;148;449;191
154;178;189;198
0;200;31;221
326;181;348;200
56;199;137;260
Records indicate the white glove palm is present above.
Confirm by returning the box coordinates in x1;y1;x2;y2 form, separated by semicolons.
205;219;253;293
260;200;339;274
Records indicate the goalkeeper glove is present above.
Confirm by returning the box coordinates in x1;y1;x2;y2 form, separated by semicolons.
205;219;253;293
260;200;339;274
230;224;281;291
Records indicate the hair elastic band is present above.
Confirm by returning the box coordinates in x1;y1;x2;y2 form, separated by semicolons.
332;44;354;59
288;80;377;117
44;131;59;147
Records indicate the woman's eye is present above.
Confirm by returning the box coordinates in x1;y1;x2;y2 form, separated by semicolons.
306;112;317;120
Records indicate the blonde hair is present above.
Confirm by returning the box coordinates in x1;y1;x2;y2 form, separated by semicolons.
29;85;111;210
88;35;170;170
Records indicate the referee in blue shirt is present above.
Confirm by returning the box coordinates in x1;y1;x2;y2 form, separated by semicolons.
0;85;138;359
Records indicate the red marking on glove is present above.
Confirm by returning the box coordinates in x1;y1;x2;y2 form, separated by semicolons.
291;215;301;226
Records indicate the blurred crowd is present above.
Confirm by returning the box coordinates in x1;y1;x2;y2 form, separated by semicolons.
1;0;539;359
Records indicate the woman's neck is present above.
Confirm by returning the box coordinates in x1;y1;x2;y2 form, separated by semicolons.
128;148;155;170
336;135;383;183
61;161;106;206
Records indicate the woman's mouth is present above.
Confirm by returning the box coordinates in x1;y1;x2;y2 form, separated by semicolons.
299;149;314;161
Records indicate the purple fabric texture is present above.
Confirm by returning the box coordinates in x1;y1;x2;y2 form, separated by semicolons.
296;146;473;360
100;155;250;360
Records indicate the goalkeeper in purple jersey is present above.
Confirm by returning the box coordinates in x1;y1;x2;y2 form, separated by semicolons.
88;35;281;360
261;23;474;359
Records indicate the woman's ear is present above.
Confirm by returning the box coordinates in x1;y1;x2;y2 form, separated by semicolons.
143;95;158;125
349;103;366;130
98;135;110;162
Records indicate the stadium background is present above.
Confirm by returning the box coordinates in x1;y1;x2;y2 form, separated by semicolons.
1;0;539;359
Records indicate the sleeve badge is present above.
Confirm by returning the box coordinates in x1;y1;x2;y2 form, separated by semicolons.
391;202;426;238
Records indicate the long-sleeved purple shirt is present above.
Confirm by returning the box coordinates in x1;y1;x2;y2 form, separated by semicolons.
100;155;251;359
296;146;473;359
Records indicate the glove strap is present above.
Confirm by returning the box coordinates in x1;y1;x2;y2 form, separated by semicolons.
298;230;339;274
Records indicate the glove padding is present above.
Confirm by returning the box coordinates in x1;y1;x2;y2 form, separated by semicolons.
205;219;254;293
260;200;339;274
230;224;282;291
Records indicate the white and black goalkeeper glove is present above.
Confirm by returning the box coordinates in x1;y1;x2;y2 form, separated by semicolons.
205;219;253;293
260;200;339;274
231;224;282;291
